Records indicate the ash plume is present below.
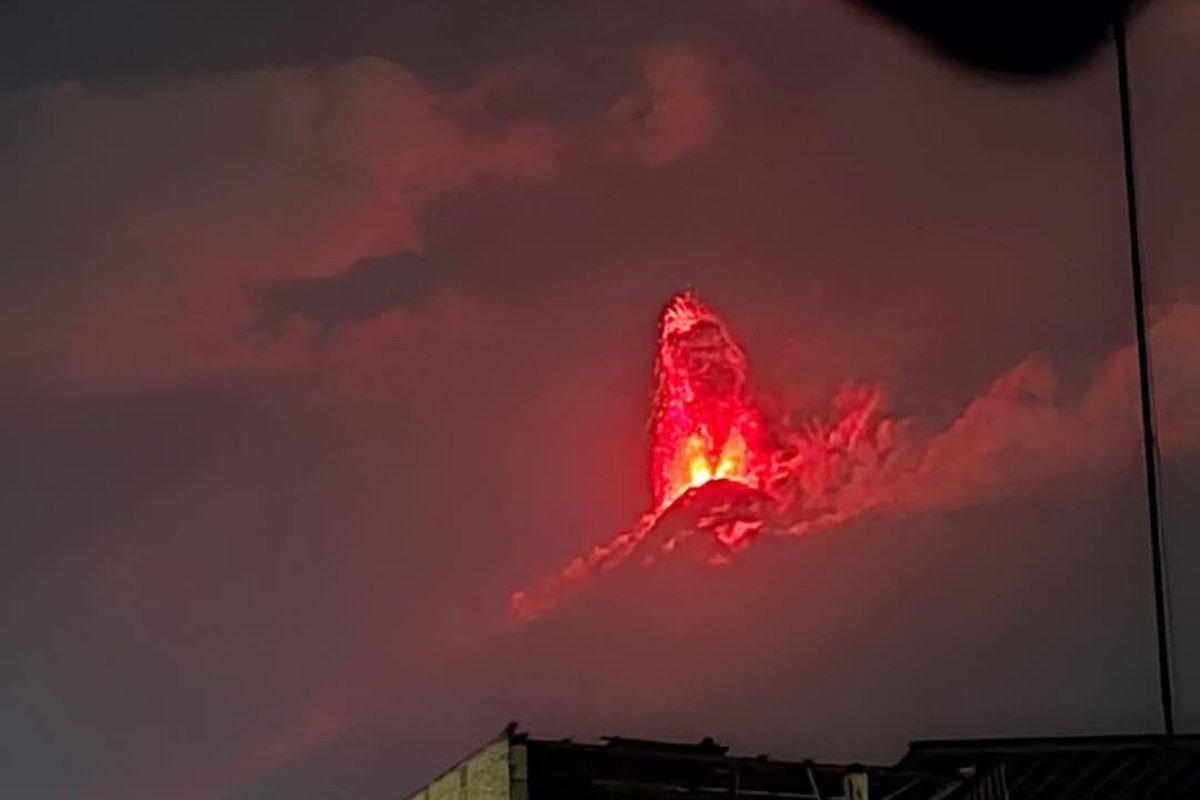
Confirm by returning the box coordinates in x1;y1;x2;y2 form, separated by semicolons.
512;292;1200;621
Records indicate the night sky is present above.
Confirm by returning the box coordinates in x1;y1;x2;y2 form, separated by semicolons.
2;2;1199;798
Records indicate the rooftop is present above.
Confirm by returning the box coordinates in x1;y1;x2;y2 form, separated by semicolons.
410;728;1200;800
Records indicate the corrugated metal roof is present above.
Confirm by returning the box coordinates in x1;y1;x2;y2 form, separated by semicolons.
525;735;961;799
900;735;1200;800
516;733;1200;799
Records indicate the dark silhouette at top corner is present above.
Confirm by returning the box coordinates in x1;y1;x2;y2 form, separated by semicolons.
857;0;1138;75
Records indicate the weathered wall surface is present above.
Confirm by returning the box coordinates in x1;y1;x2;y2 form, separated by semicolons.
406;737;513;800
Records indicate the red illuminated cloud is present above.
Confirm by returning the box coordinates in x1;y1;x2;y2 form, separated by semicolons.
7;46;729;392
904;299;1200;511
512;291;1200;621
606;45;726;165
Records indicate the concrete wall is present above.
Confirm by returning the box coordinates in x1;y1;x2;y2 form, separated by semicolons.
406;737;514;800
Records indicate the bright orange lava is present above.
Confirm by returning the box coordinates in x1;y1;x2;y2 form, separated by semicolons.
509;290;893;621
651;292;769;509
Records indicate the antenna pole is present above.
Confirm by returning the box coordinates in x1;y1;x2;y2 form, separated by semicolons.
1114;15;1174;737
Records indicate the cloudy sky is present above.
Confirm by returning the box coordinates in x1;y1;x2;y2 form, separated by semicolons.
2;1;1198;798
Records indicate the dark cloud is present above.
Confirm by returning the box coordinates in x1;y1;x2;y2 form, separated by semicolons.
0;0;549;87
0;0;1139;90
249;250;440;340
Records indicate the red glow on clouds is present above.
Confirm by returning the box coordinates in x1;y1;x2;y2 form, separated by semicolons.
509;291;1200;620
510;291;895;620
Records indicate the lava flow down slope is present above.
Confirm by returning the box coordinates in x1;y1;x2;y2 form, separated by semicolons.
510;291;896;620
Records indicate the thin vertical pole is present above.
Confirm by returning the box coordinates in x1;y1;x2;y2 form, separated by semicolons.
1114;16;1174;737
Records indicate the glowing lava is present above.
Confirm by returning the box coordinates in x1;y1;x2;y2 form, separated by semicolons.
651;292;770;510
510;290;894;621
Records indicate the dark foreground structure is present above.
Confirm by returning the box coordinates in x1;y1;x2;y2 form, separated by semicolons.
405;729;1200;800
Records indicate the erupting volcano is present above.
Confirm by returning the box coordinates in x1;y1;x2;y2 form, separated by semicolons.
651;292;770;510
511;290;894;621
